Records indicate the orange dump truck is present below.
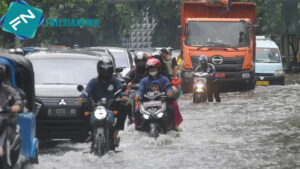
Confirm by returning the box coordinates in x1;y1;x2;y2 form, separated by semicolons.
180;1;257;92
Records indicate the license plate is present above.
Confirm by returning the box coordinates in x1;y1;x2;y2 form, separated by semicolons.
143;101;161;108
56;109;66;114
216;73;226;78
256;81;269;86
48;108;77;117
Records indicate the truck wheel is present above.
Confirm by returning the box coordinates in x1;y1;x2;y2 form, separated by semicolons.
242;77;255;91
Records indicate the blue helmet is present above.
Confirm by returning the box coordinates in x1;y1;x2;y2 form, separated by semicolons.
198;55;208;64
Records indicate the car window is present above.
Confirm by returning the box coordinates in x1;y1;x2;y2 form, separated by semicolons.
256;48;281;63
31;58;98;85
110;51;129;68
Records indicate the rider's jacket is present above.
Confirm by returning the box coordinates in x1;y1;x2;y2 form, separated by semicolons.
0;84;23;111
136;75;173;97
125;67;147;84
81;77;126;102
194;63;216;81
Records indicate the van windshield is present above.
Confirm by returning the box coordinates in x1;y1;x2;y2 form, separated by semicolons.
186;21;250;47
256;48;281;63
31;58;98;85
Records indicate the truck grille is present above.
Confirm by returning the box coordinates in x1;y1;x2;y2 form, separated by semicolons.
191;56;244;72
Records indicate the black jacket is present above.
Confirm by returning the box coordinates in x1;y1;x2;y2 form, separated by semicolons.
125;67;147;84
0;84;23;111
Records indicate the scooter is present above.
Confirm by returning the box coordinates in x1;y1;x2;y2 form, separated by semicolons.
0;105;21;169
77;85;123;157
138;91;169;138
193;72;208;103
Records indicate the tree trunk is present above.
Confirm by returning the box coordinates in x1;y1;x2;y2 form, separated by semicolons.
287;35;300;72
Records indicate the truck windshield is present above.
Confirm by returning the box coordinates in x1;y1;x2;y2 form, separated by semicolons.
256;48;281;63
186;21;250;47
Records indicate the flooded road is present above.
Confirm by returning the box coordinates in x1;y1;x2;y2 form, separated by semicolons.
29;75;300;169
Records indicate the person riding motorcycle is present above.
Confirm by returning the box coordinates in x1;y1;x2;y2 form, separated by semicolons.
80;58;130;147
0;65;23;157
192;55;221;102
151;52;170;79
125;51;148;84
134;58;175;129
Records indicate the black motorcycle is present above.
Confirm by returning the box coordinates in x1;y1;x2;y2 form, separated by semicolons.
137;91;170;138
77;85;124;157
0;103;21;169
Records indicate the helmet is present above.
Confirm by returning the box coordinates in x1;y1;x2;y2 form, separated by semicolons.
134;52;148;69
152;79;160;86
151;51;163;63
160;48;169;55
97;58;114;82
198;55;208;65
146;58;161;69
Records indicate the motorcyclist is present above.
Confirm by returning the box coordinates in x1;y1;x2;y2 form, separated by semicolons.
161;48;178;79
80;58;130;147
193;55;221;102
151;52;170;79
0;65;23;157
124;51;148;84
134;58;175;129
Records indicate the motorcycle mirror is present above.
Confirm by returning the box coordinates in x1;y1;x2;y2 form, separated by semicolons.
77;85;84;92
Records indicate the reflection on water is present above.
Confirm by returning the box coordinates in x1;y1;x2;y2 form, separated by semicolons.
30;75;300;169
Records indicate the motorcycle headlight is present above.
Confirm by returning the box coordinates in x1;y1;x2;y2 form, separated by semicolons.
196;88;204;93
143;114;150;119
157;112;163;118
196;84;204;89
94;106;107;120
274;70;284;77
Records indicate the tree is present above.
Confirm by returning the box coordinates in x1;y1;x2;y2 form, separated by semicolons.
282;0;300;71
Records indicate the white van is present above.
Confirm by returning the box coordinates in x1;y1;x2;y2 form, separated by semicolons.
255;36;285;85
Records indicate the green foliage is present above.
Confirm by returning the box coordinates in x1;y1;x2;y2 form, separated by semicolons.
0;0;8;16
0;0;298;48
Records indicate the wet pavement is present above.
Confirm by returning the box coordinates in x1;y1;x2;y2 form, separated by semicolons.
28;74;300;169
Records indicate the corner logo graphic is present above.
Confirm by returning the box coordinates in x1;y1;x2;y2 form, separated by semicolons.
0;0;44;40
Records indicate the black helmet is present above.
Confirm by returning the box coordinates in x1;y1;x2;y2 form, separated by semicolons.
160;48;169;55
0;65;6;84
134;52;147;69
97;58;114;83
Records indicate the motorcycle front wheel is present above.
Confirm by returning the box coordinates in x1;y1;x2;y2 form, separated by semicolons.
94;128;107;157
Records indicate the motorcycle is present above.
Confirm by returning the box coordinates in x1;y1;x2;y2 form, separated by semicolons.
0;104;21;169
0;53;39;169
77;85;124;157
138;91;170;138
193;72;208;103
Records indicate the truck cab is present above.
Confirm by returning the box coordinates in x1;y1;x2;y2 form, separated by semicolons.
180;1;257;92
